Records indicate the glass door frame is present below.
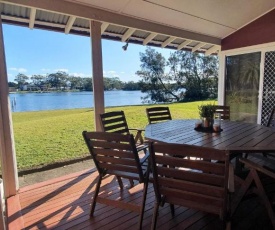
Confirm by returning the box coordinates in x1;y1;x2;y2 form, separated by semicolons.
218;42;275;124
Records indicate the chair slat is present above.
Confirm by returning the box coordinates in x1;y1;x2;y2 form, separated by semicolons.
158;177;225;198
155;155;225;175
214;105;230;120
146;107;172;124
95;148;136;159
157;167;225;187
97;155;138;167
154;143;228;162
160;187;223;207
91;140;133;151
100;162;139;174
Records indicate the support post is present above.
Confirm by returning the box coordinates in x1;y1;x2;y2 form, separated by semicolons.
0;16;19;198
90;20;104;131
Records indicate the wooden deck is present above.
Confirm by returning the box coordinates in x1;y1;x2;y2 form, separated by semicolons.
7;167;274;230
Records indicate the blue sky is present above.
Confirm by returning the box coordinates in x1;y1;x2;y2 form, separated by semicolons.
3;24;173;82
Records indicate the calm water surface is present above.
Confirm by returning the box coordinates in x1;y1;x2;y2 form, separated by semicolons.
9;91;146;112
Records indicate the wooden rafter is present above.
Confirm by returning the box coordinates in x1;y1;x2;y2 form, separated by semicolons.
65;16;76;34
161;36;176;48
29;7;36;29
177;40;191;50
122;28;135;42
205;45;220;56
192;42;205;52
143;32;157;45
101;22;109;35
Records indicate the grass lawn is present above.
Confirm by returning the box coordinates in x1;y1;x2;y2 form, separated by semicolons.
12;100;215;171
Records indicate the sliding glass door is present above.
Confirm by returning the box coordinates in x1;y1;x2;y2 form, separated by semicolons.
225;52;261;123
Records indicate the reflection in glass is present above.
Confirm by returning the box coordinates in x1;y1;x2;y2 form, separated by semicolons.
225;52;261;123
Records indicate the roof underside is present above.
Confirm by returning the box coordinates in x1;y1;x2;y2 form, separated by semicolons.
0;0;275;55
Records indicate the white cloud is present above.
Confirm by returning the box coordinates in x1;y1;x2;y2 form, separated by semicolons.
104;70;121;78
55;68;69;72
9;67;27;73
70;72;91;78
41;68;51;72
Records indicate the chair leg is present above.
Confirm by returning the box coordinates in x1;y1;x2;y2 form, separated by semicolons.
251;169;275;229
116;176;124;190
90;175;102;217
138;180;149;230
231;172;254;216
170;204;175;216
151;202;159;230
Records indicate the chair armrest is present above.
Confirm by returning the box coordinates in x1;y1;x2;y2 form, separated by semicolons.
129;128;145;132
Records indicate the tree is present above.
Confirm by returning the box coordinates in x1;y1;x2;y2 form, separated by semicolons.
68;76;83;90
103;77;123;90
136;48;179;103
82;77;93;91
136;48;218;103
31;74;45;90
14;73;29;90
47;71;68;90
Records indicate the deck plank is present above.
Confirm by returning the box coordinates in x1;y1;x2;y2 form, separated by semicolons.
7;164;275;230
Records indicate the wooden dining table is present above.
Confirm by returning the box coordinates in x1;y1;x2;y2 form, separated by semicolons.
145;119;275;153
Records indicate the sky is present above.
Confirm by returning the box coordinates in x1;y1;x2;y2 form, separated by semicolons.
3;24;174;83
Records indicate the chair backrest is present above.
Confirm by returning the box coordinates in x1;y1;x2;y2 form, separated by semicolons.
146;107;172;124
149;142;230;219
214;105;230;120
82;131;145;182
266;107;275;127
100;111;130;135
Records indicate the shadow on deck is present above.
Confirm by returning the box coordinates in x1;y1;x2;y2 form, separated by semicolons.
7;168;274;230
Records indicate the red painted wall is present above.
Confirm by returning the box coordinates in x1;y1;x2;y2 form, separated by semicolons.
222;9;275;51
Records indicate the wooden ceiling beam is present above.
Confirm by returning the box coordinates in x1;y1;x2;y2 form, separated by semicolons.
101;22;109;35
29;7;36;29
192;42;205;52
161;36;176;48
121;28;135;42
205;45;220;56
143;32;157;45
177;40;192;50
65;16;76;34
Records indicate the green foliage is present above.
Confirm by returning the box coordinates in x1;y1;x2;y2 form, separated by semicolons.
14;73;29;90
137;48;219;103
136;48;179;103
198;103;216;118
11;73;141;92
12;101;215;170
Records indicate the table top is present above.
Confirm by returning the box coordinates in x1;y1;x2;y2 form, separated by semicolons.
145;119;275;152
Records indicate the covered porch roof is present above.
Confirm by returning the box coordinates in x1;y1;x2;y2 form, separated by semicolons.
1;0;275;55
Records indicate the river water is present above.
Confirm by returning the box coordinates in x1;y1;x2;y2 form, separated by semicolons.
9;91;146;112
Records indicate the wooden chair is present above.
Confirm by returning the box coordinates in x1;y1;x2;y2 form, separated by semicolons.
231;154;275;229
146;107;172;124
214;105;230;120
149;142;233;230
82;131;150;229
100;110;144;144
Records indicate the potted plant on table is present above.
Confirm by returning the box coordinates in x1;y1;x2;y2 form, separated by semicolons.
198;104;216;129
